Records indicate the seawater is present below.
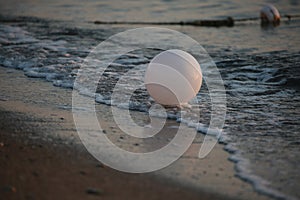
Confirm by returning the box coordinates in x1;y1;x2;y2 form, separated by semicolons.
0;0;300;199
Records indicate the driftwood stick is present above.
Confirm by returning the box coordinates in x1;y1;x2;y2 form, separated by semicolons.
94;17;234;27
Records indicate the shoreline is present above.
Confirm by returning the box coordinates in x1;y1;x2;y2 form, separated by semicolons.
0;66;272;200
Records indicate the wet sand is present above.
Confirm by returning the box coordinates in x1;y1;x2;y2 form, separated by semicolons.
0;66;271;200
0;114;220;200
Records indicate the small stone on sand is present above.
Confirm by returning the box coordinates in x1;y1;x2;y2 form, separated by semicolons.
86;188;103;196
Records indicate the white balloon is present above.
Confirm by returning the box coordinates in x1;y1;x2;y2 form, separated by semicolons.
260;4;280;23
144;49;202;105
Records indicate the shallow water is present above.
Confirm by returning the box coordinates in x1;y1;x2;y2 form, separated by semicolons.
0;0;300;199
1;0;300;22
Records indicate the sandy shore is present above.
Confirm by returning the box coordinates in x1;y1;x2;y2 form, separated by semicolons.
0;66;272;200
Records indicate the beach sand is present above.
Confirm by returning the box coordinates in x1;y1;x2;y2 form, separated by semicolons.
0;66;272;200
